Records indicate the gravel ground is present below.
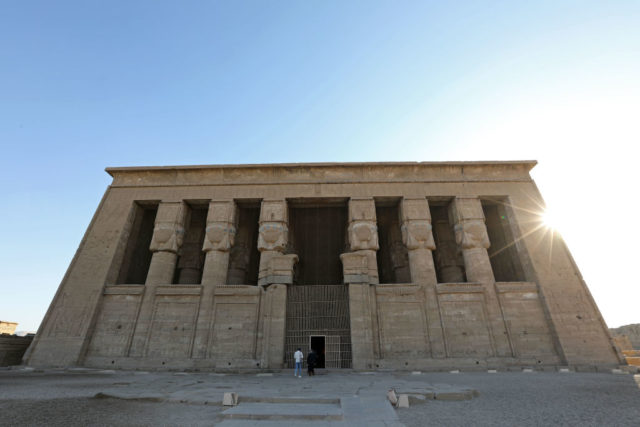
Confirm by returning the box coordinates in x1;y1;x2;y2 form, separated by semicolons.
0;369;638;426
397;372;640;427
0;398;224;427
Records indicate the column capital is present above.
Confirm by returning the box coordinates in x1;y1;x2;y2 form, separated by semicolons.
400;198;435;251
451;197;490;250
348;198;379;251
258;199;288;252
149;202;186;253
203;200;236;253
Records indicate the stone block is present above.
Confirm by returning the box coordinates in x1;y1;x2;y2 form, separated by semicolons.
397;394;410;408
387;389;398;405
223;392;239;406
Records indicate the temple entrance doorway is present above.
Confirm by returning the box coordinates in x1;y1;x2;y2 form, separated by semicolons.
284;200;352;368
310;335;325;368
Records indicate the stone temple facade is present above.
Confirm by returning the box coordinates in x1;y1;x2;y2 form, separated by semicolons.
24;162;621;370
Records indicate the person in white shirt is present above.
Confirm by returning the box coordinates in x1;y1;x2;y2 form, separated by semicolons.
294;348;303;378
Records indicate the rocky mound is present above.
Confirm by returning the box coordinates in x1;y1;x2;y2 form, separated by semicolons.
610;324;640;349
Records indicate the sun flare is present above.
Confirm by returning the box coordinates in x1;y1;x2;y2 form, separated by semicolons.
541;209;560;230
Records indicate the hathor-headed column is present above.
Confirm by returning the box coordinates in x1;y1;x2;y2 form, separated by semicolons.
400;197;445;357
341;198;380;370
257;200;289;286
343;198;379;283
450;197;512;357
191;200;236;358
129;202;187;357
256;199;296;368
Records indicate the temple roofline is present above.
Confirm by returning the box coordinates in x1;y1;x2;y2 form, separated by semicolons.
106;160;537;176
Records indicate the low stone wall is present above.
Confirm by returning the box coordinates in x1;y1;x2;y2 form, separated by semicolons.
0;335;33;366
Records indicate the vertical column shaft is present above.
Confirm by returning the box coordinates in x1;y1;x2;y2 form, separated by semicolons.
344;198;380;368
192;200;236;358
451;197;513;357
400;198;446;358
256;199;291;367
129;202;186;357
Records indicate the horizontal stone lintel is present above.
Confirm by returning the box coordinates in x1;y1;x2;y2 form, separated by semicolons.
375;283;421;296
495;282;538;294
214;285;262;296
257;275;293;286
344;274;372;284
436;282;484;294
154;285;202;296
103;285;145;295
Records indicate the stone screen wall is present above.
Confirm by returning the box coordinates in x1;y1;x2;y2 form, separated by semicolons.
24;162;620;370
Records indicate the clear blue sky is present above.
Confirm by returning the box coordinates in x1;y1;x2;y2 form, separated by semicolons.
1;1;639;331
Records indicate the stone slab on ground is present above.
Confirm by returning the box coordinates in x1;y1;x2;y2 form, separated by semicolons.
223;402;342;420
340;396;399;423
218;421;346;427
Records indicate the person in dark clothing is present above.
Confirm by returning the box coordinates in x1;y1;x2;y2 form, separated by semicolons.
307;349;318;376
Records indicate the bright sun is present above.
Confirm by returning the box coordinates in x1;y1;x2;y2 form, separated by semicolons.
541;209;560;230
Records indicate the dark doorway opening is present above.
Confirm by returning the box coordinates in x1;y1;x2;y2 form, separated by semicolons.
310;335;325;369
289;204;347;285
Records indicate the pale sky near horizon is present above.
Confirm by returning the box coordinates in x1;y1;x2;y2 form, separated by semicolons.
1;1;639;332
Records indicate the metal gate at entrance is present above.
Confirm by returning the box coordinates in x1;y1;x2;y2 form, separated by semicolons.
285;285;352;368
284;204;352;369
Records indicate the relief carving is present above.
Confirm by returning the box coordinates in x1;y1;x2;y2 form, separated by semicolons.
454;220;490;250
149;223;185;253
203;223;236;252
348;222;379;251
258;200;288;253
401;220;436;250
257;223;288;252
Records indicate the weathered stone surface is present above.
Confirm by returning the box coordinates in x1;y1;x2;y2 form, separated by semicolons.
0;335;33;366
24;161;620;370
222;392;238;406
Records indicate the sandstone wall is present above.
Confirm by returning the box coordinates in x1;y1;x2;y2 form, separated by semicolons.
25;162;620;369
0;335;33;366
